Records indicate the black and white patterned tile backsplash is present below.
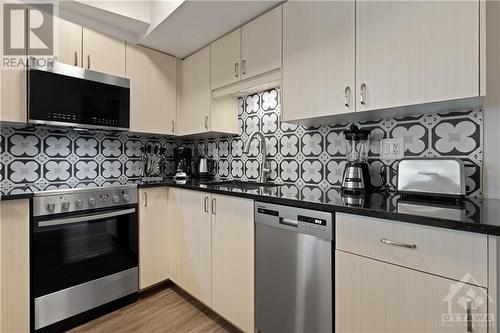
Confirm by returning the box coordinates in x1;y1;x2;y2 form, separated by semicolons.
0;125;182;192
191;88;483;197
0;88;483;197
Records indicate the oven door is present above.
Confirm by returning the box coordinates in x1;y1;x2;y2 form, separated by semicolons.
32;205;138;298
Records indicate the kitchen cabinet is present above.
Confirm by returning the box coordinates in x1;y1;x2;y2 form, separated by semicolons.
169;189;212;305
335;250;488;333
211;194;254;333
211;29;241;90
282;1;355;123
241;5;282;80
138;188;169;290
0;2;27;123
210;5;282;91
356;0;480;112
282;0;482;124
82;27;126;77
178;47;238;136
169;189;254;332
0;199;30;332
54;16;83;67
336;213;488;287
178;46;211;136
127;44;177;135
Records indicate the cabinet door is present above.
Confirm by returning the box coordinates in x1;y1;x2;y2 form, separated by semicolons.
82;28;126;77
282;1;355;123
178;46;211;136
356;1;479;112
0;3;26;123
241;5;282;80
169;189;211;305
211;195;254;333
138;188;169;290
0;199;30;333
335;250;488;333
210;29;241;89
54;16;82;67
127;44;176;135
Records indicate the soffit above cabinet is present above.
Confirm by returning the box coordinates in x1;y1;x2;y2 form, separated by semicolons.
59;0;282;58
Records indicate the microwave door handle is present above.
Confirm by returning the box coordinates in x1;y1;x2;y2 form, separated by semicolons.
37;208;136;228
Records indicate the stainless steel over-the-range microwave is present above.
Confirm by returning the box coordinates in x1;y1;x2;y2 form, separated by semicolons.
28;61;130;131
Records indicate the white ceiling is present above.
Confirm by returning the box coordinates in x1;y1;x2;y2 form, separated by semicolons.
59;0;282;58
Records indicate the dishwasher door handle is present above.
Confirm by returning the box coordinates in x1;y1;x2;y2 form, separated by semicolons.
279;217;298;227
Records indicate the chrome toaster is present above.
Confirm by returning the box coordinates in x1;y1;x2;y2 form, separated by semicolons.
397;158;466;197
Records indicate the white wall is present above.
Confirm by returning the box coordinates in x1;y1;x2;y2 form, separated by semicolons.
484;1;500;198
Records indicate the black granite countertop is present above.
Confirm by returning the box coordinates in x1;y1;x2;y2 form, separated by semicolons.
138;179;500;236
3;179;500;236
0;184;34;201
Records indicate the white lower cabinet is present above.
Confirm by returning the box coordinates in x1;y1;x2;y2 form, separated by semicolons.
169;188;254;332
336;250;489;332
138;188;169;290
168;189;212;305
336;248;489;333
211;194;254;333
0;199;30;332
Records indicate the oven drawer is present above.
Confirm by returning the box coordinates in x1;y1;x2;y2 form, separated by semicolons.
335;213;488;287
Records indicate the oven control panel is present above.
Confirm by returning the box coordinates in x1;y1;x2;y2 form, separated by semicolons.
32;185;138;217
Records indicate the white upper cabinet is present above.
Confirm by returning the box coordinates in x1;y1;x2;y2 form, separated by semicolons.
82;27;126;77
355;0;480;112
178;46;212;136
54;17;83;67
127;44;177;135
241;5;282;80
211;29;242;90
282;1;355;123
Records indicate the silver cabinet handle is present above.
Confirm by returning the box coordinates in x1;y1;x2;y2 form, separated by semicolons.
234;62;239;77
203;196;209;213
87;54;90;69
143;192;148;207
242;60;246;75
211;198;216;215
74;51;78;66
467;300;472;332
381;238;416;249
204;116;209;130
171;120;175;133
360;83;367;105
344;86;351;107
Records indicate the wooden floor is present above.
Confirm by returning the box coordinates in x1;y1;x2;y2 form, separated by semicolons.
68;285;240;333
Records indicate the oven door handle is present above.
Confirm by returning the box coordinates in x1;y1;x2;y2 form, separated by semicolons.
37;208;136;228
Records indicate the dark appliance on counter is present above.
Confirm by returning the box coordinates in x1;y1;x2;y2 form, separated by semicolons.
341;125;372;194
31;185;139;332
28;61;130;131
173;147;192;179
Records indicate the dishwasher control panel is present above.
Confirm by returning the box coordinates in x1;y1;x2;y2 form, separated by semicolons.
255;202;333;240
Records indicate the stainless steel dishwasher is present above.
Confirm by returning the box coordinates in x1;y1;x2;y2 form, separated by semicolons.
255;202;333;333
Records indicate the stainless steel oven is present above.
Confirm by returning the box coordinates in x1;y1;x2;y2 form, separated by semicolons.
28;61;130;131
31;185;138;331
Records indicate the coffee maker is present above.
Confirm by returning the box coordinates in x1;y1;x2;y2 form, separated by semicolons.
341;125;371;194
173;147;192;179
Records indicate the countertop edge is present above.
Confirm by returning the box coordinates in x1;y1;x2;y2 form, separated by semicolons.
0;193;34;201
138;182;500;236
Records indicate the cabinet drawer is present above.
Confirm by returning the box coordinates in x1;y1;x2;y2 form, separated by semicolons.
335;213;488;287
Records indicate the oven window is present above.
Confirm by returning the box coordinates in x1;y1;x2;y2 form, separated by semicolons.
32;208;138;298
